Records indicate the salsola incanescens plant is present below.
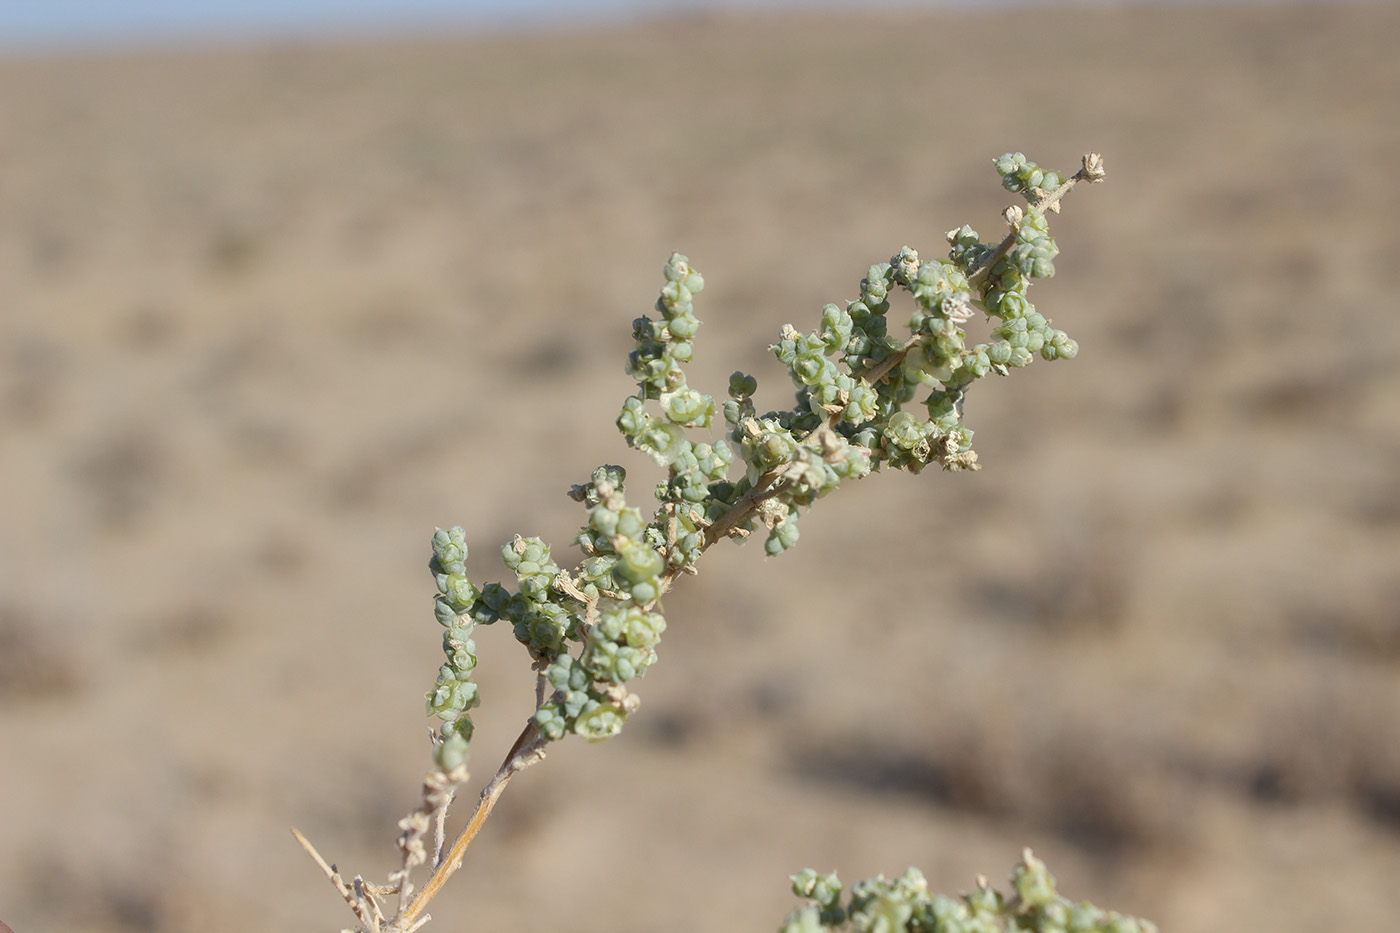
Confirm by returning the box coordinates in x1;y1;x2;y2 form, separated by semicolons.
293;151;1155;933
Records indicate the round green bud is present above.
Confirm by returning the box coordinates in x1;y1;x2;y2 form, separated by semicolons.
964;880;1003;918
1052;332;1078;359
545;655;587;691
792;869;843;906
624;608;665;648
594;464;626;491
431;526;468;574
662;252;692;282
628;579;659;605
436;573;478;612
779;906;824;933
1021;210;1050;234
659;280;691;309
666;311;700;339
470;582;511;625
765;517;800;556
792;351;833;387
589;504;620;538
994;152;1024;176
443;627;477;666
819;304;853;352
773;337;798;366
831;442;871;480
573;699;627;741
534;704;567;742
755;430;797;467
612;539;664;583
1040;901;1069;928
561;688;588;719
863;263;891;301
435;731;470;771
614;506;646;540
661;387;715;427
637;420;686;465
891;246;919;278
962;347;991;379
729;371;758;399
986;340;1013;365
883;411;930;450
426;667;479;720
434;598;461;627
696;440;734;480
514;606;567;656
616;396;650;437
1012;853;1058;908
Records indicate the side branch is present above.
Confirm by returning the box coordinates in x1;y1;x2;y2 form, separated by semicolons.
968;151;1104;290
292;827;390;931
398;722;547;928
861;152;1104;390
699;467;785;548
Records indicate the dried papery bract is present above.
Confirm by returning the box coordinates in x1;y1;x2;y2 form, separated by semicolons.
292;152;1152;933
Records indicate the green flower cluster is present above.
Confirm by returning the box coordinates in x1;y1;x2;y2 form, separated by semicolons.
534;467;669;742
995;152;1068;201
619;252;716;463
989;152;1065;281
779;851;1157;933
421;154;1095;770
425;525;481;771
708;156;1082;551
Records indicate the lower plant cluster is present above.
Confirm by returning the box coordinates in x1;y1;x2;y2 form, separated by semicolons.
782;851;1156;933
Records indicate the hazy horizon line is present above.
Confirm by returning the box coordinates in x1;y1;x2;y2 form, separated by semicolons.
0;0;1356;57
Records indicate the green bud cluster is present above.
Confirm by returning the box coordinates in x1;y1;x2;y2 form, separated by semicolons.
426;526;481;772
994;152;1067;202
946;224;991;273
779;851;1157;933
619;252;716;464
1007;209;1059;282
419;153;1095;776
534;465;673;742
739;156;1081;508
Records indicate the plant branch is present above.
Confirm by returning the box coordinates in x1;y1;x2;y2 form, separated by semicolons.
700;467;784;547
292;826;384;931
397;722;548;928
857;153;1103;392
968;151;1104;291
302;151;1106;932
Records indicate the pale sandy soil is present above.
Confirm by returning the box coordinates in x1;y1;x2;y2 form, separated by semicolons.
2;5;1398;932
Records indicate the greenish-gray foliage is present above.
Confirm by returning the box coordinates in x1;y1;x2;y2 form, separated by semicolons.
425;152;1088;768
782;850;1156;933
408;152;1148;931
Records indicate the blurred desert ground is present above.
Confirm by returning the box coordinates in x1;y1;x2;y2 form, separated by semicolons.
2;3;1398;931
